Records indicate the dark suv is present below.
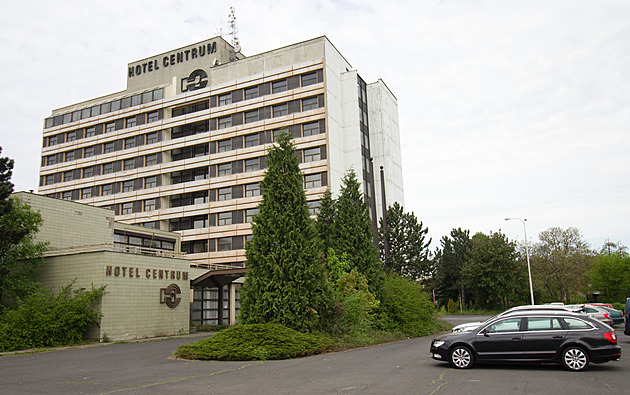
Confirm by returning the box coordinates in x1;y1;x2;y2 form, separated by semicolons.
431;310;621;371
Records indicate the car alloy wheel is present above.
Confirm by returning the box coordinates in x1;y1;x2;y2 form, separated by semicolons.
562;347;589;371
450;346;473;369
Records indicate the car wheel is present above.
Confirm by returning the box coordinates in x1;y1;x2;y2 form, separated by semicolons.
449;346;473;369
561;347;589;371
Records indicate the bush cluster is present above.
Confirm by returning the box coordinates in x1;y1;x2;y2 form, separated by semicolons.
175;323;329;361
0;282;106;352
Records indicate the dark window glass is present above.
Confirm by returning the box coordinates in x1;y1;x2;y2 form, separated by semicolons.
245;111;259;123
244;86;258;100
302;97;318;111
218;140;231;152
301;72;318;86
272;80;287;93
245;134;259;147
303;122;319;136
218;94;232;106
273;104;288;117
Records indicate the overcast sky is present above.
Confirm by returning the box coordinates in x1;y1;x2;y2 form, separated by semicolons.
1;0;628;251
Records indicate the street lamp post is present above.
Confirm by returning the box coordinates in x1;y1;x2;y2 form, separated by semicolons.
505;217;535;305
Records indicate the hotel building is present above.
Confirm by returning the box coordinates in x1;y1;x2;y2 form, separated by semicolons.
37;36;404;270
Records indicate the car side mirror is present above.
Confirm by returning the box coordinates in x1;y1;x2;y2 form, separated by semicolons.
480;328;489;337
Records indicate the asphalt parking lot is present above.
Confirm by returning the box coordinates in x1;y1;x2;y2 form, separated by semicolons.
0;317;626;394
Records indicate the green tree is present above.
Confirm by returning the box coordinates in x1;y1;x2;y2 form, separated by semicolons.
530;227;592;304
463;231;525;309
315;189;336;255
330;169;384;297
587;242;630;303
239;131;332;331
0;148;48;309
433;228;472;307
379;202;431;280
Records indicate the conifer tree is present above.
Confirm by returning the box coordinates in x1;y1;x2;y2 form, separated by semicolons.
239;131;332;331
331;170;384;297
315;189;336;255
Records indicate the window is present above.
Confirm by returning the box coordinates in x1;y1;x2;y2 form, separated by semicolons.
244;86;258;100
218;212;232;226
308;200;321;215
67;131;76;142
144;198;156;211
105;122;115;133
305;173;322;189
146;132;158;144
245;134;259;147
85;127;96;137
218;116;232;129
563;318;594;330
84;146;94;158
147;111;159;123
121;202;133;215
526;317;563;331
65;151;75;162
123;180;133;192
145;176;157;189
104;142;114;153
301;72;318;86
48;135;58;146
125;138;135;149
64;171;73;182
126;117;136;128
218;140;231;152
484;318;522;334
272;80;287;93
245;183;260;197
303;122;320;136
217;237;232;251
103;163;114;174
145;154;158;166
47;155;57;165
81;187;92;199
218;94;232;106
193;215;207;229
245;208;259;223
62;191;72;201
218;163;231;176
304;147;321;162
83;167;93;178
132;94;141;106
273;103;288;117
102;184;113;196
245;158;260;172
244;110;259;123
124;159;135;170
218;187;232;201
46;175;54;185
302;97;319;111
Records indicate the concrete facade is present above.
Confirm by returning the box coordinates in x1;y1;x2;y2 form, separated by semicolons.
37;36;404;269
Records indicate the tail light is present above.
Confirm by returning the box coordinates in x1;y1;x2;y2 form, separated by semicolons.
603;331;617;344
603;313;610;319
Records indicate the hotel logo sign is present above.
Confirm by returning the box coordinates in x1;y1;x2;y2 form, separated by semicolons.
181;69;208;92
160;284;182;308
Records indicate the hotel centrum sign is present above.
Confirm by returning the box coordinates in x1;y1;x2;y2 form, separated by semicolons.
105;265;188;308
127;41;217;78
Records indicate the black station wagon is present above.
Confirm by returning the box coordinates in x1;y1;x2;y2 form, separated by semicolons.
430;310;621;371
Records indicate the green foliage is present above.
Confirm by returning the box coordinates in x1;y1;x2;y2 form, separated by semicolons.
447;298;459;313
587;249;630;303
378;274;437;337
0;281;106;351
0;148;48;309
333;268;379;340
239;131;332;331
174;323;330;361
379;202;431;280
330;170;384;297
316;189;336;254
432;228;472;307
463;231;525;309
531;227;593;304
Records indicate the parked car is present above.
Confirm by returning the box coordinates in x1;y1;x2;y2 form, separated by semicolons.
451;304;585;333
572;305;614;326
593;305;624;326
625;298;630;336
431;310;621;371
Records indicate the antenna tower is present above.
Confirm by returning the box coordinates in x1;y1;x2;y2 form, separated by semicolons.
228;7;240;51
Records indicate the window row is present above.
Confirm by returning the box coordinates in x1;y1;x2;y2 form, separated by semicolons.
46;175;162;200
44;110;164;148
211;70;323;109
181;235;248;254
45;88;164;129
211;95;324;131
113;230;175;251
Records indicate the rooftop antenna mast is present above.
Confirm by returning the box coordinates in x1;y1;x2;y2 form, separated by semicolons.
228;7;241;52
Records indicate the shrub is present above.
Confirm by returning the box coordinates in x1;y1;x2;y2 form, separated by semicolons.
377;274;437;337
174;323;330;361
0;281;106;352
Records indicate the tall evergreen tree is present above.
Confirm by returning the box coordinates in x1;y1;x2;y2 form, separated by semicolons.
433;228;472;307
378;202;431;280
315;189;336;255
331;170;384;297
239;131;332;331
